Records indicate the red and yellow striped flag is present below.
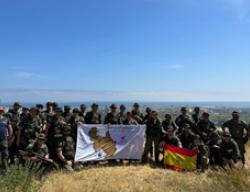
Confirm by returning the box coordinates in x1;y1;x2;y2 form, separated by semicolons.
164;145;198;171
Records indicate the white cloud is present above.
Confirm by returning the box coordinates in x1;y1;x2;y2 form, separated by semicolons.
167;64;184;69
14;71;45;80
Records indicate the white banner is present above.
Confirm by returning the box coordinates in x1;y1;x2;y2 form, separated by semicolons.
75;124;146;162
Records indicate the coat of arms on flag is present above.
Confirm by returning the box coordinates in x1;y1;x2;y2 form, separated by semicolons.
164;145;198;171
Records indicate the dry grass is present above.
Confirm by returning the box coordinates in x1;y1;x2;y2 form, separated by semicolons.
38;145;250;192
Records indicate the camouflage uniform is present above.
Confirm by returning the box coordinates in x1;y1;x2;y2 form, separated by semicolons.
19;114;43;149
222;119;248;164
118;112;127;125
220;137;240;163
142;114;162;163
26;141;49;158
68;115;84;141
175;114;195;133
7;109;20;162
104;112;119;124
197;119;216;142
85;112;102;124
56;135;75;164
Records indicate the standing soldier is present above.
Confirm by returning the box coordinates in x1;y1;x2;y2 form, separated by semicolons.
43;102;55;135
192;107;201;124
79;104;87;118
17;107;43;150
104;104;119;124
56;125;75;171
222;111;249;166
142;111;162;164
131;103;144;124
162;114;179;134
123;112;138;125
175;107;194;134
36;104;47;132
7;102;21;163
85;103;102;124
62;106;73;123
118;105;127;125
68;108;84;142
197;112;216;143
143;107;152;123
0;106;12;170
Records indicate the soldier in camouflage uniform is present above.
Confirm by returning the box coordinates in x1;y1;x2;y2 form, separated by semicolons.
197;112;216;143
17;108;43;150
79;104;87;118
162;114;179;133
47;107;66;160
68;108;84;142
118;105;127;125
20;107;29;122
23;133;49;162
175;107;195;134
123;112;138;125
43;102;55;135
161;127;182;148
220;131;241;169
142;111;162;164
62;106;73;123
104;104;119;124
222;111;249;166
85;103;102;124
56;125;75;171
36;104;47;132
131;103;144;124
192;107;201;124
189;135;209;172
7;102;21;163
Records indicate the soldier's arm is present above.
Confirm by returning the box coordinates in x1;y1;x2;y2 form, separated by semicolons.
7;124;13;145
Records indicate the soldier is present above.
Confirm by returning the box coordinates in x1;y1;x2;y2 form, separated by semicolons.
175;107;194;134
104;104;119;124
161;127;182;148
118;105;127;125
7;102;21;163
189;135;209;172
85;103;102;124
162;114;178;134
43;102;55;134
36;104;47;132
79;104;87;118
56;125;75;171
207;131;223;168
20;107;29;122
62;105;73;123
220;131;241;169
192;107;200;124
123;112;138;125
47;107;66;160
17;108;43;150
142;111;162;164
0;106;12;170
197;112;216;143
179;124;195;148
131;103;144;124
68;108;84;141
143;107;152;123
222;111;249;166
23;133;49;162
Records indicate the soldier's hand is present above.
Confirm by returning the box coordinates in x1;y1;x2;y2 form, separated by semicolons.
66;160;73;167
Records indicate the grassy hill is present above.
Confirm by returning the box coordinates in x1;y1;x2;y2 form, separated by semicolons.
1;145;250;192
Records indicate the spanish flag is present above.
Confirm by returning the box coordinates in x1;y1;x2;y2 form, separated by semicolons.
164;145;198;171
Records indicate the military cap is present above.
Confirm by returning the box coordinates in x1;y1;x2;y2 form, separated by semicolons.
91;103;99;108
120;104;126;110
37;133;46;140
110;104;117;109
46;102;53;106
181;107;187;111
36;104;44;109
232;111;240;115
64;105;71;110
202;112;210;117
13;102;22;107
73;108;80;113
133;102;140;107
165;113;172;118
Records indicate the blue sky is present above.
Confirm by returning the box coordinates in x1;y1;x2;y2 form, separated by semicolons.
0;0;250;102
